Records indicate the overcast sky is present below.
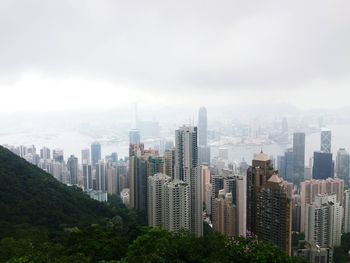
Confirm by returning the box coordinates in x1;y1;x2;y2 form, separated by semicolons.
1;0;350;112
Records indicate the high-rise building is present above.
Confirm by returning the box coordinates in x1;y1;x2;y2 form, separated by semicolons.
300;178;344;232
312;151;334;180
163;179;190;233
67;155;78;185
82;163;93;190
40;147;51;160
344;190;350;233
91;142;101;167
95;161;106;191
246;151;275;235
336;148;350;187
321;129;332;153
292;194;301;232
293;132;305;183
211;170;247;237
279;148;294;182
175;125;202;236
129;129;141;145
255;173;292;255
198;107;207;147
81;148;90;164
305;193;342;247
163;149;175;179
53;149;64;162
147;173;172;227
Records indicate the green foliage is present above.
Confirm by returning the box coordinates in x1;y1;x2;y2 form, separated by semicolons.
0;146;305;262
334;233;350;263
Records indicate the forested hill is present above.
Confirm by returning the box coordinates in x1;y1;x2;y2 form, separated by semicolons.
0;145;115;232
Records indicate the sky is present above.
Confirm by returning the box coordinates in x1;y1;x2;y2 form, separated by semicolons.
1;0;350;112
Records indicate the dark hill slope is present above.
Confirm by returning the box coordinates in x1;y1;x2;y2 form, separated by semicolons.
0;146;114;231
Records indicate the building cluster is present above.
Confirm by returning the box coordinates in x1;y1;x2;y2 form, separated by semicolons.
5;107;350;263
4;142;128;202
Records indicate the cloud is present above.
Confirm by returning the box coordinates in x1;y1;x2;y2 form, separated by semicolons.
0;0;350;110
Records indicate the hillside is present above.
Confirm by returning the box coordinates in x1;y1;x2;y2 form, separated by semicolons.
0;146;115;234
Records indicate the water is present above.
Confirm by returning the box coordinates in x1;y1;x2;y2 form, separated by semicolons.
1;124;350;164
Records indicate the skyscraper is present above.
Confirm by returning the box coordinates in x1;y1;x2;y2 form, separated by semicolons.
246;151;275;234
40;147;51;160
300;178;344;233
129;129;141;145
82;163;93;190
67;155;78;185
91;142;101;167
147;173;172;227
255;173;292;255
336;148;350;187
305;193;342;247
53;148;64;162
312;151;334;180
81;148;90;164
198;107;207;147
344;190;350;233
293;132;305;183
175;125;202;236
321;129;332;153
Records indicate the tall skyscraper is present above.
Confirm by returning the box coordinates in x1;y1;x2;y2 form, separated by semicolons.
147;173;172;227
336;148;350;187
255;173;292;255
321;129;332;153
53;148;64;162
312;151;334;180
95;161;106;191
300;178;344;233
175;125;202;236
198;107;207;147
81;148;90;164
40;147;51;160
82;163;93;190
129;129;141;145
305;193;342;247
293;132;305;183
67;155;78;185
246;151;275;235
344;190;350;233
91;142;101;167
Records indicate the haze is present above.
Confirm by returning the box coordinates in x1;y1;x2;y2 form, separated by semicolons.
1;0;350;112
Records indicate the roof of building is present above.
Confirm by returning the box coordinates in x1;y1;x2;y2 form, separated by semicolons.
254;151;270;162
267;173;282;184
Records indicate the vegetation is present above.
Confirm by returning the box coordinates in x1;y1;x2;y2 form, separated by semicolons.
0;146;305;262
334;233;350;263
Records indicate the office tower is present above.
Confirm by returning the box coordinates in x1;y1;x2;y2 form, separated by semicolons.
163;149;175;179
110;152;118;163
256;173;292;255
201;165;210;211
336;148;350;187
198;146;211;166
175;125;202;236
300;178;344;232
129;129;141;145
246;151;275;235
312;151;334;180
81;148;90;164
67;155;78;185
344;190;350;233
147;173;172;227
91;142;101;167
52;149;64;163
82;163;93;190
95;161;106;191
283;149;295;182
163;179;190;232
321;129;332;153
305;193;342;247
292;194;301;232
293;132;305;183
198;107;207;147
106;161;118;194
40;147;51;160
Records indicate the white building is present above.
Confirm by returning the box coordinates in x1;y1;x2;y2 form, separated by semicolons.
305;193;343;247
343;190;350;233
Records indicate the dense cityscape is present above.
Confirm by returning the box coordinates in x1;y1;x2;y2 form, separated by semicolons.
2;106;349;262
